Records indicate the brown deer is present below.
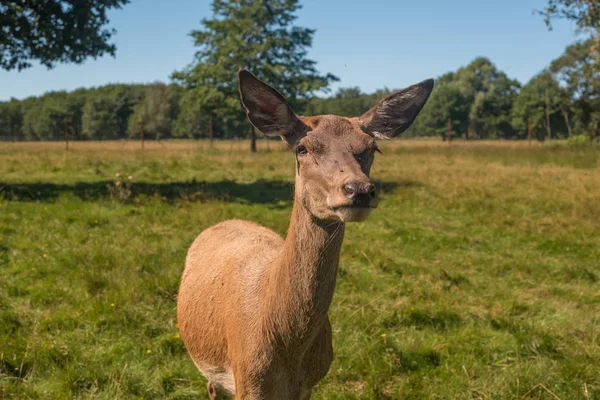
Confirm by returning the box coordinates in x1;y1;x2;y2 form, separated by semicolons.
177;69;433;399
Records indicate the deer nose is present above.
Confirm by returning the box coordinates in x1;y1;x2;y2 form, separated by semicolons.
343;182;376;203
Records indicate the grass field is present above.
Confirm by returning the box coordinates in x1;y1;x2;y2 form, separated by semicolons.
1;139;599;399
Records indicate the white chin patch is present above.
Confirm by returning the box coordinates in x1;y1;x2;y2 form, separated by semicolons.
334;207;373;222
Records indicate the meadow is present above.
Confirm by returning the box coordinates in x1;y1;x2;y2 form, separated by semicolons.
0;139;599;399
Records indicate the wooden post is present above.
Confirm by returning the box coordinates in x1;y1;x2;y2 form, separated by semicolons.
447;118;452;143
64;118;69;151
209;118;213;146
250;126;257;153
527;118;532;146
140;120;145;151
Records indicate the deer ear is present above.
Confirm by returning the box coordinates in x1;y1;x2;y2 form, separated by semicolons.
359;79;434;139
238;68;308;147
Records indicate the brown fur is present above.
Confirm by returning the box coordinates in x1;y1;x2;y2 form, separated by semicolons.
177;70;433;399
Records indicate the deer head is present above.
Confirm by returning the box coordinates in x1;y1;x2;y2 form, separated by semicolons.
238;69;433;223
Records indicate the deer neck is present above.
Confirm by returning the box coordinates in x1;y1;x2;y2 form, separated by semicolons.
266;199;345;343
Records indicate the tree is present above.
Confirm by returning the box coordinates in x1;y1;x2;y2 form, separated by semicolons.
537;0;599;97
537;0;599;34
0;0;129;71
473;76;520;138
0;83;147;142
413;82;470;139
303;87;390;118
550;39;599;137
82;94;120;140
409;59;519;139
19;92;77;140
80;84;144;140
173;90;213;139
512;72;568;140
0;99;23;140
128;84;180;139
172;0;338;151
451;58;521;138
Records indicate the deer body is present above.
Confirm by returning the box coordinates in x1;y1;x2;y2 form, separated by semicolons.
179;206;342;398
177;71;433;399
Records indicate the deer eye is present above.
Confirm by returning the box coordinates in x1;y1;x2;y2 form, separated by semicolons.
296;145;308;155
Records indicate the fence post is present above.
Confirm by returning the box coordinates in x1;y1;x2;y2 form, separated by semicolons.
140;120;145;152
209;118;213;147
250;126;257;153
64;118;69;151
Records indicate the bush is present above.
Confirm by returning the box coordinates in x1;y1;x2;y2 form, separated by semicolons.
549;134;599;149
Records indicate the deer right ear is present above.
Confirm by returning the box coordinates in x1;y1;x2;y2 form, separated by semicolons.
359;79;434;139
238;69;308;147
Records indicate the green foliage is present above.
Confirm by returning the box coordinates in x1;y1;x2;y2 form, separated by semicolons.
128;84;181;139
172;0;338;139
537;0;599;34
512;72;568;140
567;133;599;146
82;94;121;140
537;1;600;139
411;58;521;139
0;0;129;71
20;92;77;140
549;134;600;148
303;87;390;119
172;88;213;139
550;39;600;138
411;82;470;139
0;99;23;140
551;40;598;100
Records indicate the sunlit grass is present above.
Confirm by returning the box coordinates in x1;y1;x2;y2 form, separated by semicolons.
1;139;599;399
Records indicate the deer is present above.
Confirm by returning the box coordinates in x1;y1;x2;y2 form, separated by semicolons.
177;69;433;399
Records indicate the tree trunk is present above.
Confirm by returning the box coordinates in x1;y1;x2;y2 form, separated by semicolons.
560;108;573;138
250;125;257;153
545;79;552;141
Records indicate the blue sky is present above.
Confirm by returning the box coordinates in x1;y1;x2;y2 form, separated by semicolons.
0;0;582;101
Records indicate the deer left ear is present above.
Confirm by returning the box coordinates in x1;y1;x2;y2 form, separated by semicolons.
238;68;308;147
359;79;434;139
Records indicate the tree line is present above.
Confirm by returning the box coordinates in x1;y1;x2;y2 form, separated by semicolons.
0;0;597;142
1;41;596;142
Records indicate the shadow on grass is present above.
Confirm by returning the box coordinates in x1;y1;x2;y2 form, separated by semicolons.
0;179;417;206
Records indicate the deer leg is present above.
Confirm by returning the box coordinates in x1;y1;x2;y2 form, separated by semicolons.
207;381;221;400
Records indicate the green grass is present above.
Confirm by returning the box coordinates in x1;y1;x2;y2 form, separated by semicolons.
1;140;599;399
